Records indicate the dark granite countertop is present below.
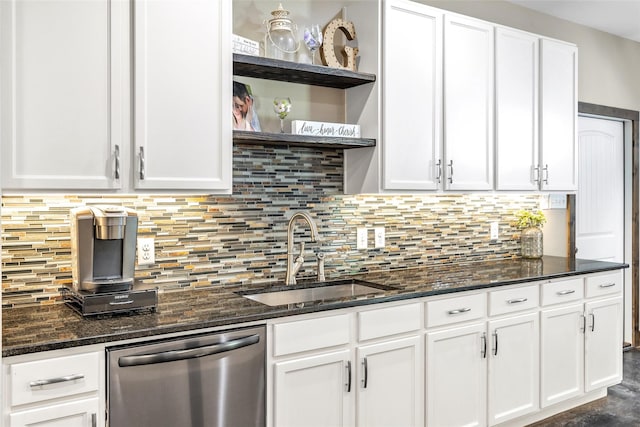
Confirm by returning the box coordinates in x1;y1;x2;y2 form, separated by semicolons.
2;256;627;357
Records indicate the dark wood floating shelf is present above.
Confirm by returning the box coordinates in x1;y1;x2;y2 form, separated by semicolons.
233;54;376;89
233;130;376;149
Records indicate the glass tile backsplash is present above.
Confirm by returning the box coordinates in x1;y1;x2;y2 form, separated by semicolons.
2;144;540;307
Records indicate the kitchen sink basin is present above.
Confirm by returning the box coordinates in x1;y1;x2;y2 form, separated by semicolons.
237;279;395;307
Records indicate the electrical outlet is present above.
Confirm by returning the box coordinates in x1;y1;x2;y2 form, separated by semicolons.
490;222;499;241
356;228;368;250
374;227;385;248
137;237;155;265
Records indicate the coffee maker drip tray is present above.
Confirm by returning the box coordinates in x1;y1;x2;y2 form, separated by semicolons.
63;286;158;316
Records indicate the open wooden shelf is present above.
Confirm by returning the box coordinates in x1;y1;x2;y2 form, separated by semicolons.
233;54;376;89
233;131;376;149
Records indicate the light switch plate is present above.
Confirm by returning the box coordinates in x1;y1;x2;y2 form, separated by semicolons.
374;227;385;248
356;228;368;250
137;237;155;265
490;222;499;241
548;194;567;209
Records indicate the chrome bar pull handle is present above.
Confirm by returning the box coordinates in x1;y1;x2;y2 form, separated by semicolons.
507;298;528;304
448;307;471;315
435;159;442;184
362;357;369;389
345;361;352;392
118;335;259;367
533;165;541;185
542;164;549;185
91;413;97;427
447;160;454;184
599;282;616;288
557;289;576;296
30;373;85;388
481;333;487;359
139;146;146;180
590;313;595;332
492;331;499;356
580;314;586;333
114;144;120;180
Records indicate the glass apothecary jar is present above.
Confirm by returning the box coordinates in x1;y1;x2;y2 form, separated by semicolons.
521;227;543;259
264;3;299;62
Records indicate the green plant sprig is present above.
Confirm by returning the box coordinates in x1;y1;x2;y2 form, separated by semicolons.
515;209;546;229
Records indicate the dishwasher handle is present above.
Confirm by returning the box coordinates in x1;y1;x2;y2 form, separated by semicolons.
118;334;260;367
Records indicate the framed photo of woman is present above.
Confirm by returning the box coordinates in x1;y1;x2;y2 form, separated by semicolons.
233;81;261;131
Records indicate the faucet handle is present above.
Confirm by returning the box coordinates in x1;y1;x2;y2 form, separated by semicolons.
316;252;326;282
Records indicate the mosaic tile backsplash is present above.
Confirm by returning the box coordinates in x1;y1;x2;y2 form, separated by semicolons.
2;144;540;308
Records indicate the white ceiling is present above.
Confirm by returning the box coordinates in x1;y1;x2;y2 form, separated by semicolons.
510;0;640;43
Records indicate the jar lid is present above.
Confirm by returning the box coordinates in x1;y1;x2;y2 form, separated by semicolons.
268;3;294;31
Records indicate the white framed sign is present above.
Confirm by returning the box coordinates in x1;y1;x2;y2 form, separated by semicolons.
291;120;361;138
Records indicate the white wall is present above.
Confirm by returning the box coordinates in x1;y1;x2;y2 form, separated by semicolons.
424;0;640;112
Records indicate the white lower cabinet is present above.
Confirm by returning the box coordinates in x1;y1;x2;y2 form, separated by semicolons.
540;303;585;407
584;297;623;391
9;398;99;427
356;336;422;427
173;270;623;427
3;350;104;427
426;309;539;426
273;350;352;427
487;312;539;425
426;323;487;427
269;302;423;427
540;273;623;410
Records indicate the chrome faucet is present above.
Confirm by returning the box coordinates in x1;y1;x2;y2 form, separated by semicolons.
286;211;322;285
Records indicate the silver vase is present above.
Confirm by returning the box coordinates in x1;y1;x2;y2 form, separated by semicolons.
521;227;543;259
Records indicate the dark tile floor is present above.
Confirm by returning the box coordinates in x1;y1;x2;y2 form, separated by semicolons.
530;348;640;426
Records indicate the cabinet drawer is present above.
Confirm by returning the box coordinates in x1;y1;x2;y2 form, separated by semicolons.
489;284;539;316
358;302;421;341
273;314;350;357
541;278;584;306
426;293;486;328
9;397;99;427
9;352;100;407
585;271;623;298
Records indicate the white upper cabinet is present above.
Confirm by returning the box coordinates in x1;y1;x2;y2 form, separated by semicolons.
1;0;126;190
133;0;231;191
495;28;539;191
540;38;578;191
382;0;442;191
496;32;577;192
1;0;232;193
443;14;494;191
346;0;578;194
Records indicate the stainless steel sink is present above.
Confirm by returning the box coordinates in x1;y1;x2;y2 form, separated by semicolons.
238;279;394;307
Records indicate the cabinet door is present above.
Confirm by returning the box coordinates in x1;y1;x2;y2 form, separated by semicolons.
274;350;352;427
540;304;584;407
357;336;422;427
0;0;125;190
9;397;99;427
495;28;539;190
382;0;442;191
585;296;623;391
540;39;578;191
133;0;232;191
488;312;539;426
443;15;494;191
426;323;487;427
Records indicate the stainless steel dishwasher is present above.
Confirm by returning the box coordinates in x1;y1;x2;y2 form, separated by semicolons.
106;325;265;427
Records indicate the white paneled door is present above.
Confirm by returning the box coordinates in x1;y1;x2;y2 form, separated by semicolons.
576;116;624;262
